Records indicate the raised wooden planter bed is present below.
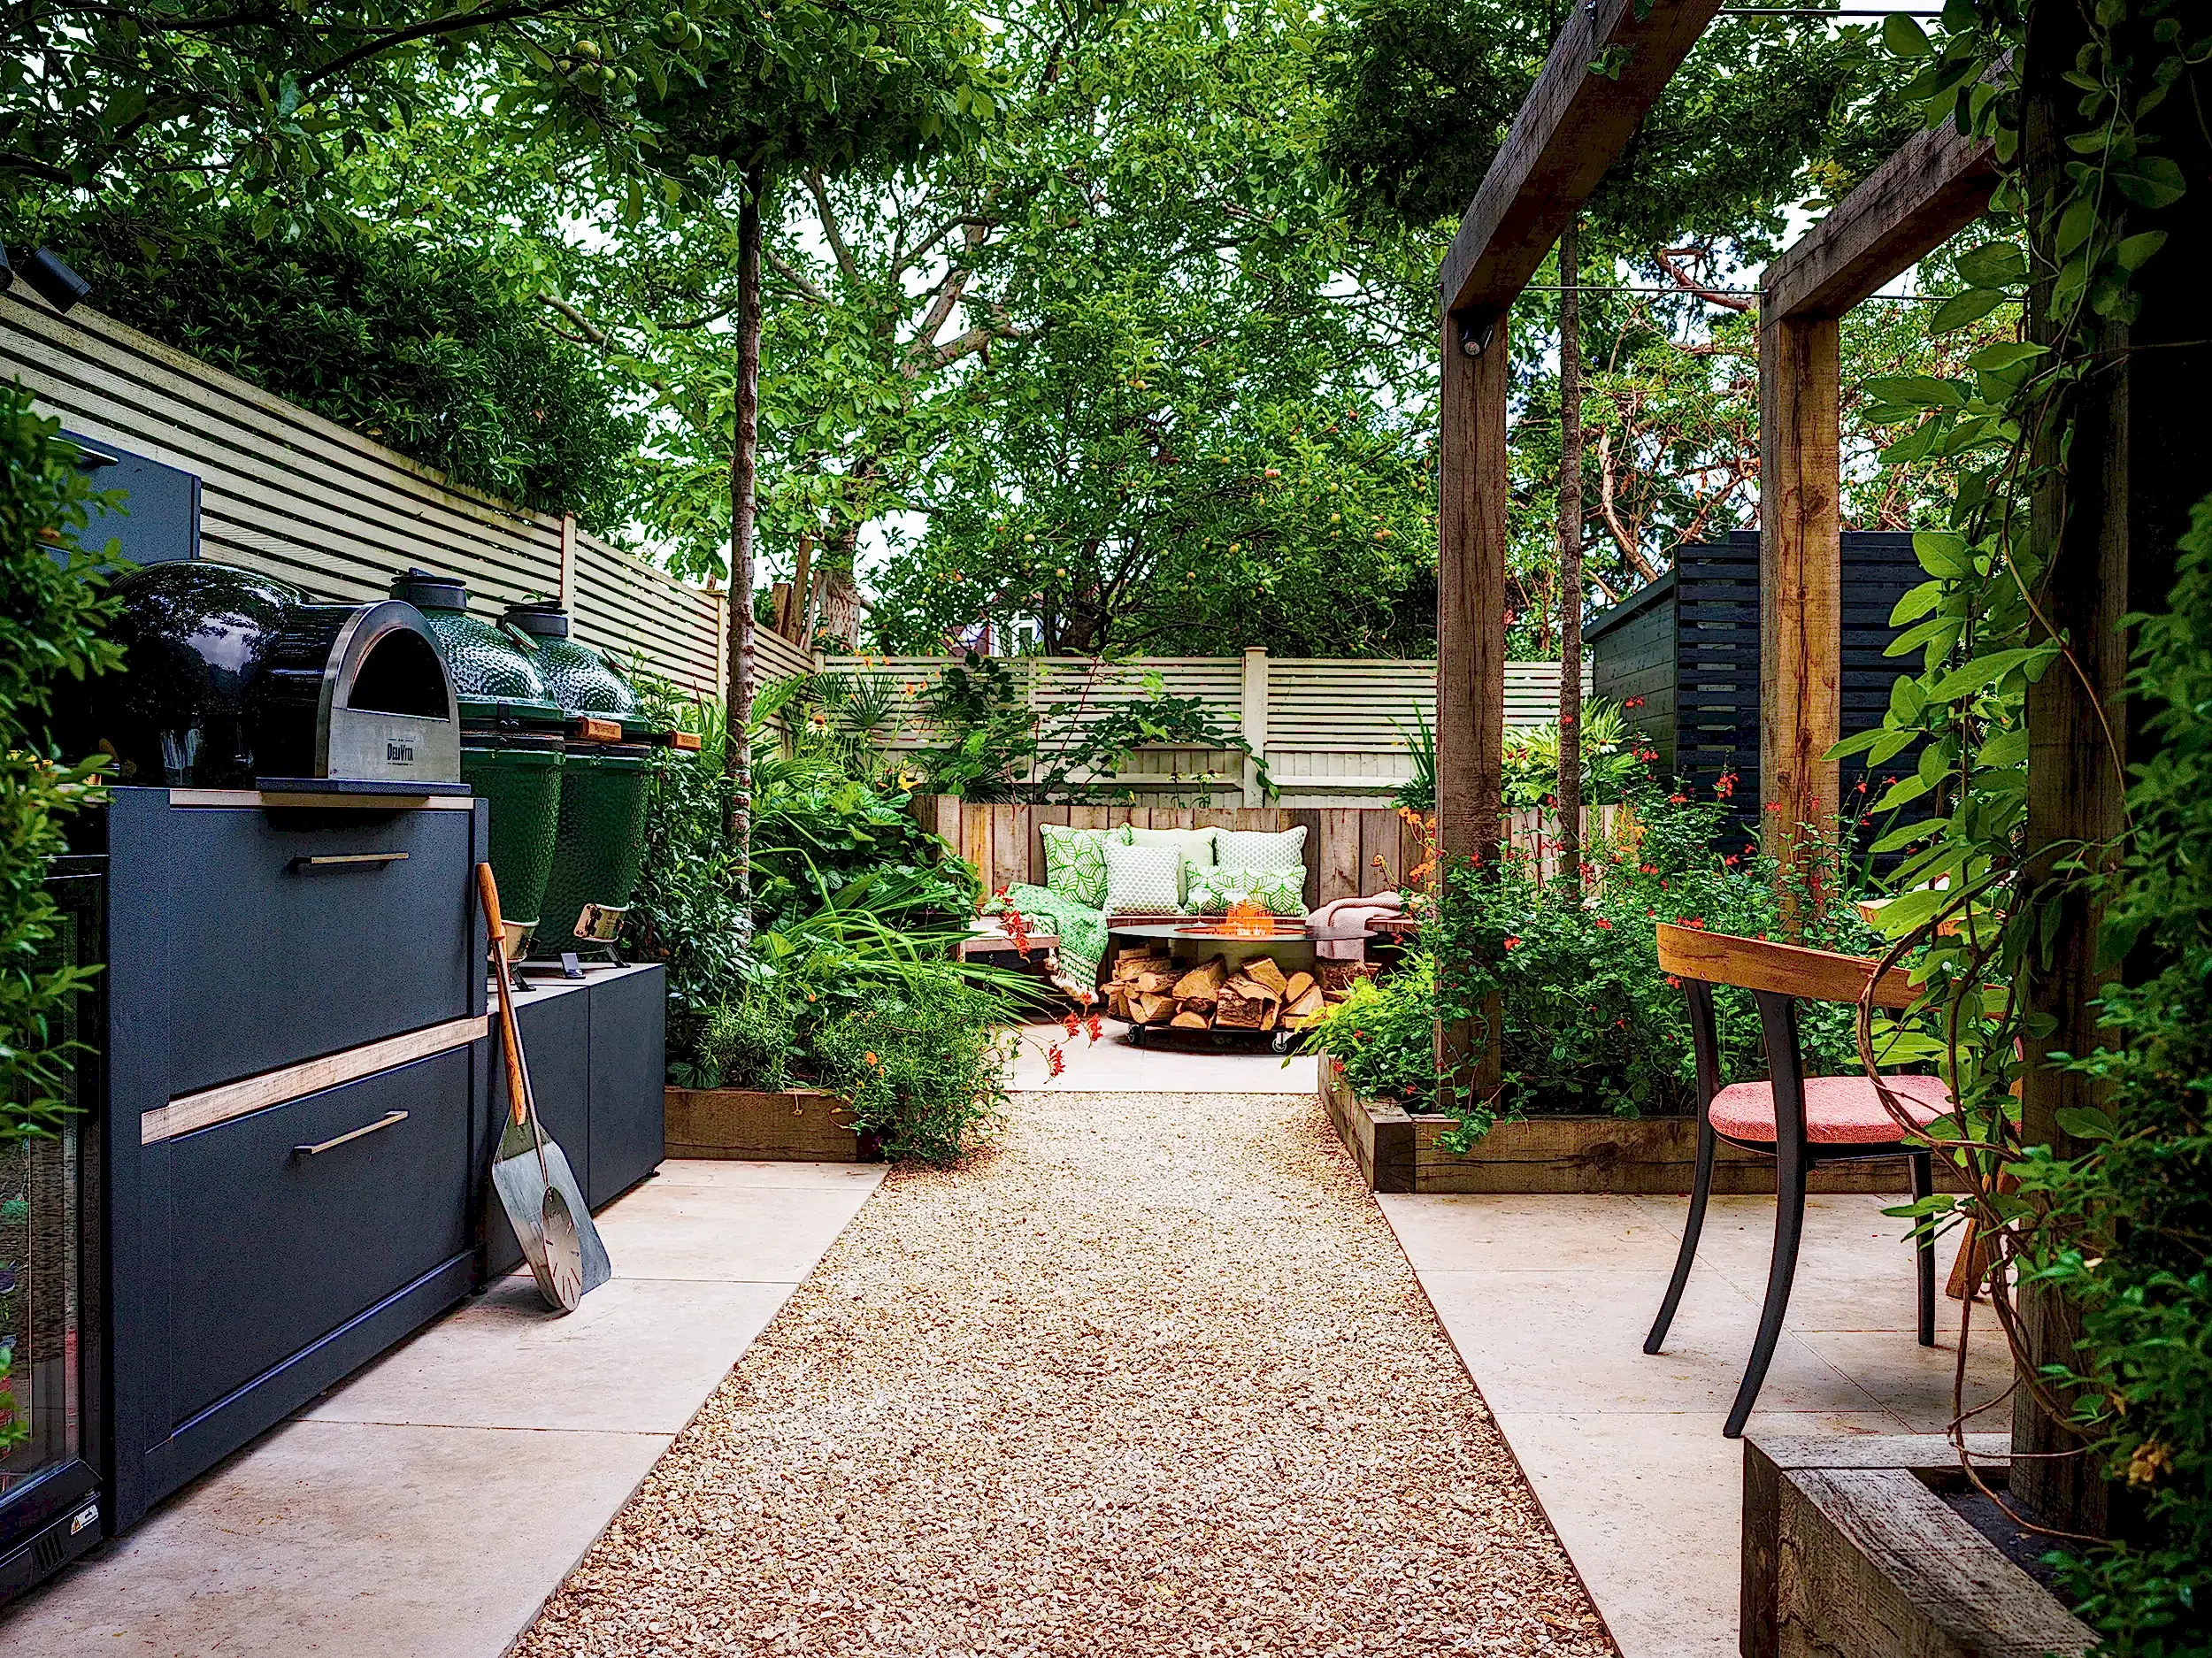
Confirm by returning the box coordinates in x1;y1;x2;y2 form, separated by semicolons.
664;1087;874;1163
1743;1433;2093;1658
1318;1060;1922;1195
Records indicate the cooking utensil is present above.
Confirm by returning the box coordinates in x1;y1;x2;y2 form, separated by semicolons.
478;863;610;1311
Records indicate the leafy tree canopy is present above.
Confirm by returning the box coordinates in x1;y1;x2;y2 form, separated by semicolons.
0;0;718;212
1317;2;1914;258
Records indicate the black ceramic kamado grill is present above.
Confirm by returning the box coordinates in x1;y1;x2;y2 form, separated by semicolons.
79;561;465;795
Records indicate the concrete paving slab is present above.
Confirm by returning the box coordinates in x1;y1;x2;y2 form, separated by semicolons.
1416;1267;1886;1417
1793;1327;2015;1435
1494;1409;1905;1658
1380;1191;2019;1658
0;1419;667;1658
1;1159;886;1657
1384;1193;1683;1270
587;1176;879;1281
301;1274;795;1434
647;1156;884;1191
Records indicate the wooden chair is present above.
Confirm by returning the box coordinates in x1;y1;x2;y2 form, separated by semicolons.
1647;924;1943;1439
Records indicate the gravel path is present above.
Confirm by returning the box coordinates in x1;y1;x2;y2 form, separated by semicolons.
517;1088;1615;1657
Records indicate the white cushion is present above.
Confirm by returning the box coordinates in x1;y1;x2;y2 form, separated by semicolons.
1102;841;1187;915
1214;825;1307;871
1128;825;1218;865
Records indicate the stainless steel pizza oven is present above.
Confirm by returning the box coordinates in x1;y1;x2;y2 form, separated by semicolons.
250;600;462;789
78;562;462;793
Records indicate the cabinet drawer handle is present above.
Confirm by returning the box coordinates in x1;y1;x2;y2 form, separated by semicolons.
292;1110;409;1158
288;852;407;872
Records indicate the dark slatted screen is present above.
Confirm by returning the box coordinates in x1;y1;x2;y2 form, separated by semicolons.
1667;529;1923;848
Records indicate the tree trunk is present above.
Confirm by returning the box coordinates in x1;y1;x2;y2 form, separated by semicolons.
1554;215;1585;896
724;163;766;908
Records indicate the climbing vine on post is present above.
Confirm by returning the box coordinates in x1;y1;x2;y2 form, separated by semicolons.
1835;0;2212;1631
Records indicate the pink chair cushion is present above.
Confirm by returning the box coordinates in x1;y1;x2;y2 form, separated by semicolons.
1709;1071;1952;1145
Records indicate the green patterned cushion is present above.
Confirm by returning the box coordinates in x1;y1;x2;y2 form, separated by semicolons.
1214;825;1307;871
1187;865;1306;917
1040;823;1129;910
1127;825;1218;891
1102;841;1186;916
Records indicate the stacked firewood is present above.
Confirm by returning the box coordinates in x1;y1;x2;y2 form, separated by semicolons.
1105;944;1331;1032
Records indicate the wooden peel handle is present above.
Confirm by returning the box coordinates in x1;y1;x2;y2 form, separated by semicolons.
476;863;529;1128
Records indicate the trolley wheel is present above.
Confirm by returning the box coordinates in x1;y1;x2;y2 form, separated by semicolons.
1127;1021;1146;1047
1271;1030;1293;1056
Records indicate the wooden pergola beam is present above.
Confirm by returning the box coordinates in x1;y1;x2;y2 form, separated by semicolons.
1755;119;1996;862
1440;0;1727;319
1763;121;1999;323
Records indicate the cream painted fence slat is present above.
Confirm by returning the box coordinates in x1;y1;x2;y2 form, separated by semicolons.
3;290;729;697
828;652;1563;808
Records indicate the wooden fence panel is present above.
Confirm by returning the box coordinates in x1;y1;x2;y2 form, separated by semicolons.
1317;809;1363;903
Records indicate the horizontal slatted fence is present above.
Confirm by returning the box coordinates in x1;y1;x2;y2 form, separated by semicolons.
832;654;1563;808
2;289;730;698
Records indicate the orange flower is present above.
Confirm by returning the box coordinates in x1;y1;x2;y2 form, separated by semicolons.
864;1051;879;1067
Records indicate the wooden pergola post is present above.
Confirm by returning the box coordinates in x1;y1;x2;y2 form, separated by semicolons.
1434;308;1510;1094
1757;315;1842;867
1430;0;1724;1094
1755;121;1998;878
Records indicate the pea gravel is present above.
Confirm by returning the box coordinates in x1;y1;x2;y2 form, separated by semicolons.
515;1087;1616;1657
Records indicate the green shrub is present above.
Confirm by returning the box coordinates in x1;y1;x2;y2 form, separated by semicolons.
812;979;1011;1165
912;652;1268;803
622;688;750;1068
1305;789;1890;1130
0;383;120;1139
1395;699;1655;815
16;203;641;534
2037;499;2212;1647
0;380;122;1452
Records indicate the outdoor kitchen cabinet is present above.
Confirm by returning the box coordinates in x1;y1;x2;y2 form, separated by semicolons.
482;963;666;1277
98;786;490;1531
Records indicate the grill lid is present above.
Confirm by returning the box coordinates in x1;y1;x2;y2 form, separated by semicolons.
69;561;305;787
499;601;652;739
388;569;565;729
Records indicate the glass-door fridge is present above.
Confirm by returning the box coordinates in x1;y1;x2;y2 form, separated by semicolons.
0;856;104;1603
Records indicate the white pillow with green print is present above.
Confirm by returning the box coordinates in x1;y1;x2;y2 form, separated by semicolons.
1187;865;1306;917
1212;825;1307;871
1126;825;1218;895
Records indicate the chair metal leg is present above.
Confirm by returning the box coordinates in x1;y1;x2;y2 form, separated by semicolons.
1646;1116;1717;1355
1911;1148;1936;1347
1725;1136;1806;1439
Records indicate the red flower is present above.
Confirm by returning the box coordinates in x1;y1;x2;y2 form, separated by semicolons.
1086;1013;1103;1043
1594;917;1612;930
1063;1009;1081;1039
1665;974;1681;988
1502;937;1522;950
1668;793;1688;804
1047;1043;1066;1078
